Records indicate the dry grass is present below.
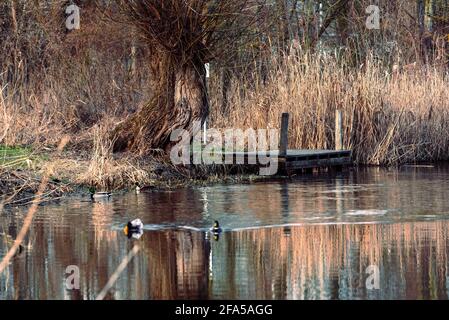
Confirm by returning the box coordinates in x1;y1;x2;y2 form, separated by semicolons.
0;88;73;147
76;123;151;190
2;51;448;171
0;1;447;189
210;51;449;165
1;2;447;176
0;50;448;199
0;26;448;200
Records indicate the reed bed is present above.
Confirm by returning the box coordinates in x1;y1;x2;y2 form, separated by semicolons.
0;48;448;196
210;52;449;165
76;123;152;190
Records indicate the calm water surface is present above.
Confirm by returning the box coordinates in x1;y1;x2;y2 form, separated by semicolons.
2;166;449;299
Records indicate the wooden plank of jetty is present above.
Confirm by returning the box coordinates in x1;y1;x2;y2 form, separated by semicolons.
218;149;352;171
194;112;352;175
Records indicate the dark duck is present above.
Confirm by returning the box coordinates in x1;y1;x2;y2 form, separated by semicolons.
211;221;222;234
0;233;24;258
210;221;222;241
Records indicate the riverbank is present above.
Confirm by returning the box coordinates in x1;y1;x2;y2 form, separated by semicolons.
0;145;268;206
1;52;448;206
0;142;442;207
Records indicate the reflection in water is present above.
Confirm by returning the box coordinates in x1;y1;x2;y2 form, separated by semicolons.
1;166;449;299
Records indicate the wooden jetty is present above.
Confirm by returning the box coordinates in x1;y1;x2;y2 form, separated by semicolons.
218;149;351;175
197;112;352;175
280;149;351;171
276;112;352;174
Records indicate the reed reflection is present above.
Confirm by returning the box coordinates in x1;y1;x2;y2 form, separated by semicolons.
1;166;449;299
4;220;448;300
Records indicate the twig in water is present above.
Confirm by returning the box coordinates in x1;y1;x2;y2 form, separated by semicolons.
96;245;140;300
0;136;70;274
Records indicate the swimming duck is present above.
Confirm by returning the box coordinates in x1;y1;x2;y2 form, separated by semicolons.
89;187;112;200
134;184;156;193
15;244;24;257
0;233;24;258
211;220;222;234
123;219;144;239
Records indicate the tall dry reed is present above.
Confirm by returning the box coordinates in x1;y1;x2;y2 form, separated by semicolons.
210;52;449;165
77;123;150;190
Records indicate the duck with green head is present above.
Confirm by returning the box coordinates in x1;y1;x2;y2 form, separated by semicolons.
89;186;112;200
211;221;222;233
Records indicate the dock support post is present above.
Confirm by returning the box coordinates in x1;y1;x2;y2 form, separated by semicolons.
278;113;289;176
280;113;289;157
335;109;343;151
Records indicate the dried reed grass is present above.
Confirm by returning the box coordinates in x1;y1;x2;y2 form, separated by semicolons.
210;51;449;165
76;123;151;190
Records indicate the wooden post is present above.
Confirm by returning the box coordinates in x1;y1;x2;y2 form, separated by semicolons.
203;120;207;144
130;44;137;77
279;113;289;157
335;109;343;151
203;63;210;145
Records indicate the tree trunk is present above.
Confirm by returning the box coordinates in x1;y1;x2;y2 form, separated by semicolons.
276;0;291;53
335;1;350;47
417;0;438;63
112;53;209;153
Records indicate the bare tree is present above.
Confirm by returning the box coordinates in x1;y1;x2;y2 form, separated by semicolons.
110;0;265;153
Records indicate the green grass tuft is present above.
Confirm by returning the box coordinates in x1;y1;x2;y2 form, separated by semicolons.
0;145;34;169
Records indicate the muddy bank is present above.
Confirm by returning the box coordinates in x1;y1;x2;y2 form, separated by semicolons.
0;149;265;206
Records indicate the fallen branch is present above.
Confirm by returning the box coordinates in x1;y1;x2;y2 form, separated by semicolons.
96;245;140;300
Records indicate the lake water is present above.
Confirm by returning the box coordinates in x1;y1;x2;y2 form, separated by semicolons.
1;166;449;300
